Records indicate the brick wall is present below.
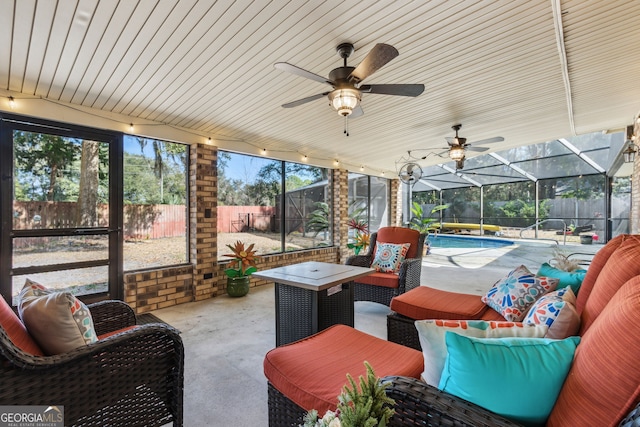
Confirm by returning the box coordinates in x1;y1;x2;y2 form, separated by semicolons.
124;265;193;313
333;168;350;264
390;178;402;226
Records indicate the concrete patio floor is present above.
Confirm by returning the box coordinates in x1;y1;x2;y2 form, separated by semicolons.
152;241;600;426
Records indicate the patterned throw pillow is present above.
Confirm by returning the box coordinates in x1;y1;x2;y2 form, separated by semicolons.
524;287;580;339
481;265;558;321
370;242;411;273
415;319;548;386
18;279;98;355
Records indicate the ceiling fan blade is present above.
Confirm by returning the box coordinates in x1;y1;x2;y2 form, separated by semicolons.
350;104;364;118
281;93;329;108
473;136;504;145
360;84;424;97
445;137;465;146
349;43;399;83
274;62;335;86
466;146;490;152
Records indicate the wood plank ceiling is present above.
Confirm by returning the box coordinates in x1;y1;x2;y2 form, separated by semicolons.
1;0;639;175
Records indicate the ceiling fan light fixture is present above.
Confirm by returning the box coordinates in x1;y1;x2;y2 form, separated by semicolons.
329;88;360;116
449;146;465;161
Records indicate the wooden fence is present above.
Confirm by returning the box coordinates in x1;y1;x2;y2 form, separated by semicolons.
13;201;186;240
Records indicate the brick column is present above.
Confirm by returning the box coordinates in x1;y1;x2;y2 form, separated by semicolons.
389;178;402;226
191;143;217;300
332;168;350;263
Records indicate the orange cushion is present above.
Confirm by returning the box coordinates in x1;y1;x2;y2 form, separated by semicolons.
547;276;640;427
0;297;44;356
390;286;491;320
263;324;423;414
579;235;640;334
97;325;139;340
356;272;399;289
375;227;421;259
479;307;508;321
575;233;625;314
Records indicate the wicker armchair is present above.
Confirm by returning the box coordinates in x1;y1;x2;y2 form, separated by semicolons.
346;227;426;306
383;376;521;427
0;299;184;427
384;376;640;427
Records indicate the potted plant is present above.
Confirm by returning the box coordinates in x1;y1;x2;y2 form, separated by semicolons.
409;202;449;254
222;240;258;297
302;362;395;427
346;217;370;255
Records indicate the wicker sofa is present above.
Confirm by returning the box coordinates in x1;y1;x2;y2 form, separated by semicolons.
345;226;426;306
382;271;640;426
0;297;184;427
265;234;640;426
388;233;639;350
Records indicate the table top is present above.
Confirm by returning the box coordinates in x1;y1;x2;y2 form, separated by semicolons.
252;261;374;291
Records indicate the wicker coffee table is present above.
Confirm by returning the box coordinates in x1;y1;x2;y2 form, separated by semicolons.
254;261;374;346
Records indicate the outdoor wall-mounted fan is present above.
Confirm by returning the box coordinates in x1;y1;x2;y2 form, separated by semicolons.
398;162;423;185
274;43;424;134
441;124;504;169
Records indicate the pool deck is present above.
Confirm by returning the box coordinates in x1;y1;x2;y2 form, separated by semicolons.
421;240;601;295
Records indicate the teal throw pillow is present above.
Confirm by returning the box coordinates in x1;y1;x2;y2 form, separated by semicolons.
438;333;580;427
537;262;587;294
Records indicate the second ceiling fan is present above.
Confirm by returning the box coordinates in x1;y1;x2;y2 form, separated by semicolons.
442;124;504;170
274;43;424;134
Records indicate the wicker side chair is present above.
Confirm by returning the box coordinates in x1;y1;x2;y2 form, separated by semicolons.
0;299;184;427
383;376;521;427
346;226;426;306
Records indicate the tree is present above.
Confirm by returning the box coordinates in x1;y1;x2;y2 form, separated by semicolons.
76;140;101;226
13;131;79;201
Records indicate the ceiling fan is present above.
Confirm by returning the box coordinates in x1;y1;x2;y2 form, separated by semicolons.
442;124;504;169
398;162;423;185
274;43;424;135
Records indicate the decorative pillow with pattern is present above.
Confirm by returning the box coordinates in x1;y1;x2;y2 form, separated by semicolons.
524;287;580;339
370;242;411;273
18;279;98;355
481;265;558;321
415;319;548;386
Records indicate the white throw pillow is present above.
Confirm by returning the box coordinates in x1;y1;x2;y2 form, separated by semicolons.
18;279;98;355
415;319;548;386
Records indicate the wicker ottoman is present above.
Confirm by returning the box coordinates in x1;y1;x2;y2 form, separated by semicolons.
264;324;423;427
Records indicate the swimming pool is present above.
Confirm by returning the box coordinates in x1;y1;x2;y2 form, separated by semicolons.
427;234;515;249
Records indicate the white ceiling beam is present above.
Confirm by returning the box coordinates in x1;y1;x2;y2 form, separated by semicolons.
551;0;576;136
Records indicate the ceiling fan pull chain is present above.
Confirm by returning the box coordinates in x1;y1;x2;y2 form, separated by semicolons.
344;116;349;136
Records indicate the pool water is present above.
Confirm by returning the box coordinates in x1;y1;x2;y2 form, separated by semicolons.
427;234;514;249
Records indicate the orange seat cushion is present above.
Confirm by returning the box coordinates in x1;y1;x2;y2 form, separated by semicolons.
575;233;625;314
97;325;138;340
390;286;492;320
579;235;640;334
548;276;640;426
356;272;399;289
264;324;423;414
375;227;421;259
0;297;44;356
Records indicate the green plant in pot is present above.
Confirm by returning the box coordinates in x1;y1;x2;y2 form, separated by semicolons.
223;240;258;297
409;202;449;254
